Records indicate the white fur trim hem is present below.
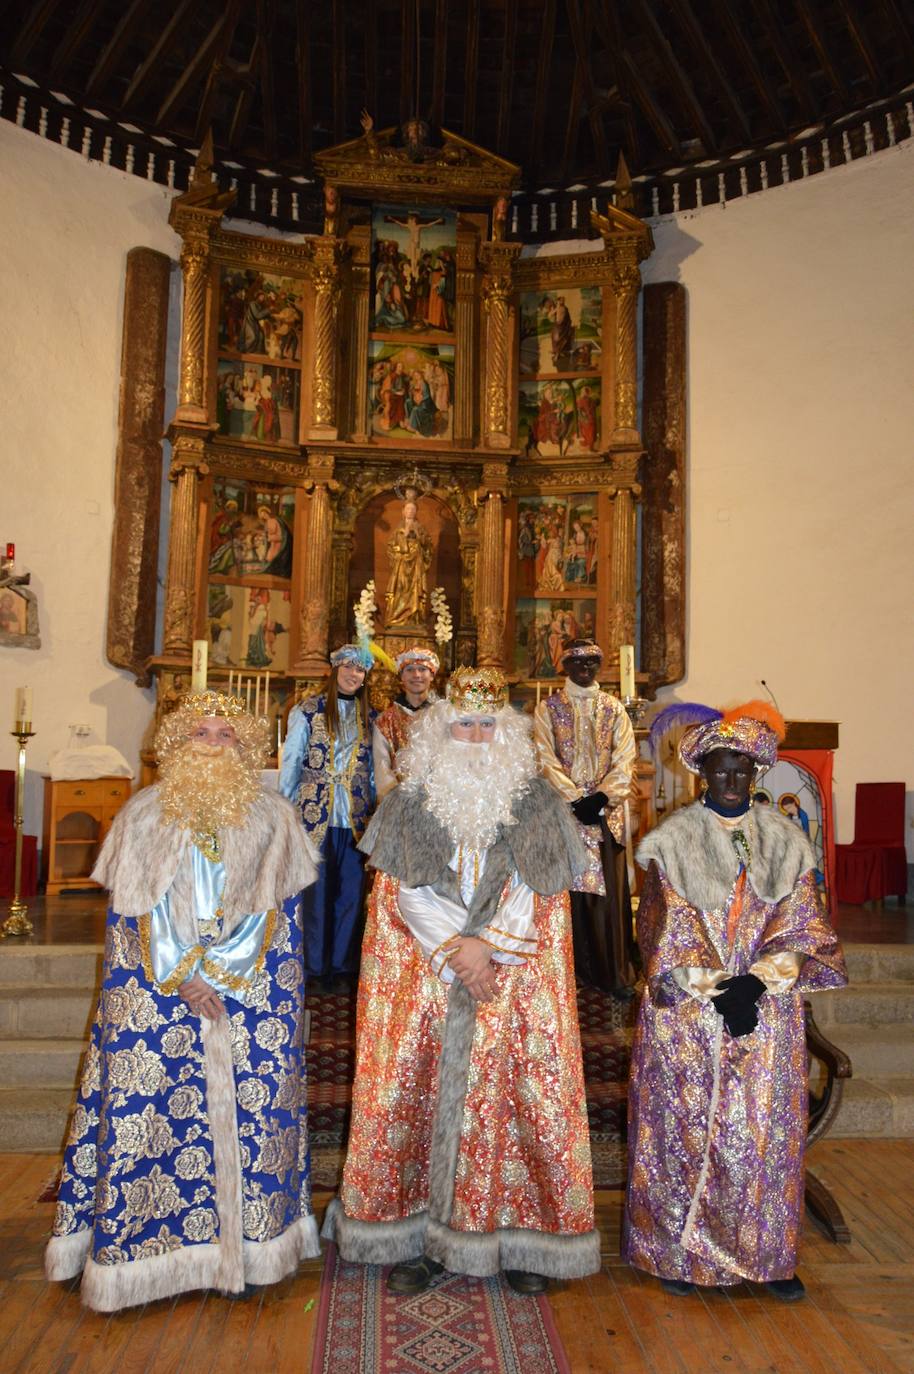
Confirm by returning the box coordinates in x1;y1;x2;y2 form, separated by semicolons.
45;1227;91;1281
323;1200;601;1280
244;1214;321;1285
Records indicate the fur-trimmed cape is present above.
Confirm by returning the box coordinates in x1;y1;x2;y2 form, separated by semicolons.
92;784;319;937
636;800;817;911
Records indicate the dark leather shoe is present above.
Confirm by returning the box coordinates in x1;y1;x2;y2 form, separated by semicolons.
660;1278;694;1296
386;1256;444;1295
766;1274;806;1302
504;1270;548;1295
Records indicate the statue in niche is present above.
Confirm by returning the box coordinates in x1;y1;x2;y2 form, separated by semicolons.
385;488;433;627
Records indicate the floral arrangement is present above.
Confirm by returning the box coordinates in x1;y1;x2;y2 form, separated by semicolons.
430;587;453;646
353;580;377;642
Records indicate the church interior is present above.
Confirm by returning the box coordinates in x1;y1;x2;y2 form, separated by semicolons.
1;1;913;1369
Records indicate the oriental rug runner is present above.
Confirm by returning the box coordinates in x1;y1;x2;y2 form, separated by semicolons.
311;1243;571;1374
307;983;635;1192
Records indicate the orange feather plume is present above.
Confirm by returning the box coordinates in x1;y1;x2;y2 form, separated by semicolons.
719;699;786;741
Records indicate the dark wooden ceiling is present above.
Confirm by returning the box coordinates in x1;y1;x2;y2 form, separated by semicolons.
2;0;912;188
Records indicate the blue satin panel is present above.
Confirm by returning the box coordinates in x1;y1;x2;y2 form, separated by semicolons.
147;846;269;1005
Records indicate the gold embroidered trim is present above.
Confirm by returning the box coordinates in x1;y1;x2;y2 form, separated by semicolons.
201;908;278;995
486;924;538;947
138;914;205;995
429;934;461;972
478;935;538;959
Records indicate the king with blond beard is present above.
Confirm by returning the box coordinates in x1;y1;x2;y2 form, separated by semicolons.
323;667;602;1298
45;691;321;1312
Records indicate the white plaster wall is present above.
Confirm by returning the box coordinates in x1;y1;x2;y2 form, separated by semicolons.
642;141;914;861
0;120;181;839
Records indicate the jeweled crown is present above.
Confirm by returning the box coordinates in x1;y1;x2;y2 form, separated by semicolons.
446;667;508;714
181;689;247;719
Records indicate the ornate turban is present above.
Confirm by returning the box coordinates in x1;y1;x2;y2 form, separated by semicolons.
561;640;603;662
395;646;440;675
330;643;375;672
649;699;787;775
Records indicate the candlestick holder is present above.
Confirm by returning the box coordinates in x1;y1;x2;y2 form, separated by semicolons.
622;695;649;728
1;726;36;939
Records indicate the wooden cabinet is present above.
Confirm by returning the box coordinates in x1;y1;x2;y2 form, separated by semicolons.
42;777;132;895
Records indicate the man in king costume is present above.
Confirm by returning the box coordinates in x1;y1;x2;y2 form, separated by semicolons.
624;701;847;1301
45;691;321;1310
372;645;439;800
280;643;377;983
534;638;638;994
323;667;601;1297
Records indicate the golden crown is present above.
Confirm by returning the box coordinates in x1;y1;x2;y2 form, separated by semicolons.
446;667;508;714
180;689;248;719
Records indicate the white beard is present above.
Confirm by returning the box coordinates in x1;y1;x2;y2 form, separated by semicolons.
423;737;530;851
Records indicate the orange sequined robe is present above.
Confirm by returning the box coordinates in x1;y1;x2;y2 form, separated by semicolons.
323;778;601;1279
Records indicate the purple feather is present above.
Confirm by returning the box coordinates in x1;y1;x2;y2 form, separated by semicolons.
647;702;721;757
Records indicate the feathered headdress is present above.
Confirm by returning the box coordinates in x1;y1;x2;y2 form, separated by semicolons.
649;698;786;774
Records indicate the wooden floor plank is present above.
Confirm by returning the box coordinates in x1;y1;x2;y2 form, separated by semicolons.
610;1264;691;1374
549;1269;644;1373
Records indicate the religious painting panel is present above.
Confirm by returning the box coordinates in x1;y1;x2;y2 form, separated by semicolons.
216;360;300;446
208;477;295;581
516;492;598;595
207;583;292;672
518;379;602;458
370;204;457;337
756;756;833;905
519;286;603;376
515;598;597;679
218;267;305;362
367;340;454;441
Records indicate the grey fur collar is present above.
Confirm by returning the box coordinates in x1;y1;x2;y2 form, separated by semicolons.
92;784;319;931
358;775;586;896
636;800;816;910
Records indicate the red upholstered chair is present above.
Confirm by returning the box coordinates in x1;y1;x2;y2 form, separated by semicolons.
0;768;39;899
835;782;908;905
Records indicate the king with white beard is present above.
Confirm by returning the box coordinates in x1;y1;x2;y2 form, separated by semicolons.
323;667;601;1297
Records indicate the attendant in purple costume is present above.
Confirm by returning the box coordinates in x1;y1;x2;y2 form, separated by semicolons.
624;701;847;1302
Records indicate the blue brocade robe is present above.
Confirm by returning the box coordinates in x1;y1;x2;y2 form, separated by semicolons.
45;787;320;1312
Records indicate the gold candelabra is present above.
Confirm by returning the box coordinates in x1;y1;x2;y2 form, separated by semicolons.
1;724;35;939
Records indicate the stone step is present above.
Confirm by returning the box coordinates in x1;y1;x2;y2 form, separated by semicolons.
809;982;914;1028
0;1087;74;1153
0;987;96;1040
820;1023;913;1078
828;1077;914;1138
0;945;102;988
842;943;914;984
0;1039;87;1087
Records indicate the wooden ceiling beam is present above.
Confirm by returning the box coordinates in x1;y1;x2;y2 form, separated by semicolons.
567;0;611;177
364;0;377;124
836;0;886;89
709;0;787;133
155;8;239;128
528;0;556;174
793;0;849;103
619;46;682;158
430;0;448;128
877;0;914;64
495;0;518;154
752;0;817;122
120;0;196;110
331;0;346;143
560;50;585;184
48;0;104;80
85;0;149;96
631;0;719;155
667;0;753;141
8;0;59;65
193;0;245;146
295;0;312;164
399;0;416;126
593;0;642;173
258;0;278;159
462;0;480;139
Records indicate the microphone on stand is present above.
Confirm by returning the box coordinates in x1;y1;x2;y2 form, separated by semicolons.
759;679;782;715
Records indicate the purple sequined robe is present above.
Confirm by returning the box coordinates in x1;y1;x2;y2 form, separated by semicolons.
623;802;847;1286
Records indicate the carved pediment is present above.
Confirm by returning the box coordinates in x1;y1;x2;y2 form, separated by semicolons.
315;116;520;205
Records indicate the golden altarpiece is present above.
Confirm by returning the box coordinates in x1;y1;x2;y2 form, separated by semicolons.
113;124;685;806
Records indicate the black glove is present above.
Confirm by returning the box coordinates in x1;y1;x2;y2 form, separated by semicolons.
570;791;608;826
712;973;766;1013
721;1003;759;1037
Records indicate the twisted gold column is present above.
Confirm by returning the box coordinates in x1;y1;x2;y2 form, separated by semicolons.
174;232;211;425
612;251;641;443
310;239;344;438
608;486;638;652
296;456;338;675
162;439;207;655
479;241;521;450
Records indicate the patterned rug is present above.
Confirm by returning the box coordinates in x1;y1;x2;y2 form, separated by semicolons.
311;1243;571;1374
307;983;634;1191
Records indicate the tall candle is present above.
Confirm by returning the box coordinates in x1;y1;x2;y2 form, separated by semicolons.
14;686;32;728
245;678;252;710
191;639;208;690
535;680;541;708
619;644;636;700
264;670;270;711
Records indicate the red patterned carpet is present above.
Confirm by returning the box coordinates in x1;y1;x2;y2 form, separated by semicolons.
307;982;633;1191
311;1244;571;1374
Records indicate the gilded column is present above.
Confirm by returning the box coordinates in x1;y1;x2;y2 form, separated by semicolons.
295;454;338;676
608;485;639;655
611;246;642;445
479;241;521;450
162;435;208;656
475;462;509;668
454;230;478;444
347;226;371;443
309;238;344;440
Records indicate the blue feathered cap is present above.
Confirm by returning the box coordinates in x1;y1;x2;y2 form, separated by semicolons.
330;642;374;672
